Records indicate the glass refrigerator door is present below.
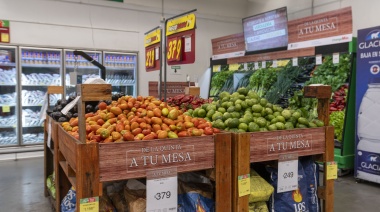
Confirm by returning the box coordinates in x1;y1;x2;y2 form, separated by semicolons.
20;47;62;145
0;46;18;146
104;52;137;97
64;50;102;98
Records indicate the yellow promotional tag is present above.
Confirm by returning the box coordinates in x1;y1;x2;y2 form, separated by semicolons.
229;63;240;71
238;174;250;197
213;65;221;72
2;105;10;113
326;161;338;180
80;197;99;212
1;33;9;43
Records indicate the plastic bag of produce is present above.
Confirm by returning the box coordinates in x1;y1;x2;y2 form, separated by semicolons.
249;169;274;203
249;201;269;212
301;157;320;212
177;179;215;212
267;160;310;212
123;179;146;212
61;186;76;212
99;194;116;212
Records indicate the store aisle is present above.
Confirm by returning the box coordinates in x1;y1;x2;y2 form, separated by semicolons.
0;157;380;211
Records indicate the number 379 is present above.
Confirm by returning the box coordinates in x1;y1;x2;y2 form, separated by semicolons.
167;37;182;61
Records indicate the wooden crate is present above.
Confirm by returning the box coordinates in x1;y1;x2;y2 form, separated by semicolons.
55;84;232;212
57;124;232;212
232;85;335;212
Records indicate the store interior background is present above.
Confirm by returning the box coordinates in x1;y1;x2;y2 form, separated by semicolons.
1;0;377;100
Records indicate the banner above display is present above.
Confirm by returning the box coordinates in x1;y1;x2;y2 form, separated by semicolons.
0;20;10;43
227;47;315;64
211;33;245;60
288;7;352;50
145;27;161;72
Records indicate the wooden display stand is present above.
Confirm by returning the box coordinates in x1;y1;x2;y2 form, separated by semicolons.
54;84;232;212
43;86;64;211
232;85;335;212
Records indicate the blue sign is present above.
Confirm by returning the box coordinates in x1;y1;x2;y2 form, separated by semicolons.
355;26;380;183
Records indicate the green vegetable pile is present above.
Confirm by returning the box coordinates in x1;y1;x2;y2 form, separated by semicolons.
209;66;234;96
329;111;345;141
187;87;325;133
247;67;278;97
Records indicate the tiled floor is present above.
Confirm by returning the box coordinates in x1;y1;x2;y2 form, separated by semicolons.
0;157;380;211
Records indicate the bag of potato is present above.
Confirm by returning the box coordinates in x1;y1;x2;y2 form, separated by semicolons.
123;179;146;212
249;169;274;203
249;201;269;212
107;182;128;212
99;194;116;212
177;178;215;212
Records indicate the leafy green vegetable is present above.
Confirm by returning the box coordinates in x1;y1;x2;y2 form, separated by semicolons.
329;111;345;141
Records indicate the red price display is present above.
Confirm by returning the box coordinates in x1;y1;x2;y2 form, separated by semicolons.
167;37;182;62
145;48;155;68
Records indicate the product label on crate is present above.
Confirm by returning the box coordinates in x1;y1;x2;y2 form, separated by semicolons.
357;150;380;176
326;161;338;180
79;196;99;212
147;168;177;212
277;154;298;193
47;117;52;149
238;174;251;197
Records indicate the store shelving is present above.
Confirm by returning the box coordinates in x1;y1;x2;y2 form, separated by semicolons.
104;51;137;97
20;47;62;145
0;46;18;147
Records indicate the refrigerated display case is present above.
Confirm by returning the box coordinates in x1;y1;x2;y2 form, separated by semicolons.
64;49;102;97
103;51;137;96
0;46;18;146
20;47;62;145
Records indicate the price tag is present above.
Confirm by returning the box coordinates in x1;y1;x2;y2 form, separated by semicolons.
262;61;266;68
254;62;259;70
155;47;160;60
238;174;250;197
213;65;221;72
1;33;9;43
229;63;239;71
147;168;177;212
2;105;10;113
293;57;298;66
47;117;52;149
316;54;322;65
145;47;155;68
278;154;298;193
79;196;99;212
243;63;248;70
272;60;278;68
185;36;191;52
326;161;338;180
333;53;340;64
167;36;182;62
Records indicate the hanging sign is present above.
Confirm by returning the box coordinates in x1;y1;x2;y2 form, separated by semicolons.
145;27;161;72
211;33;245;60
166;13;196;65
288;7;352;50
0;20;10;43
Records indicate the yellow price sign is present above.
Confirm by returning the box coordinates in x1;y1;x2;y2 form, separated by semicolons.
238;174;250;197
167;36;182;62
229;63;240;71
1;33;9;43
2;105;10;113
213;65;221;72
166;13;196;36
145;48;155;68
80;197;99;212
326;161;338;180
145;28;161;47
